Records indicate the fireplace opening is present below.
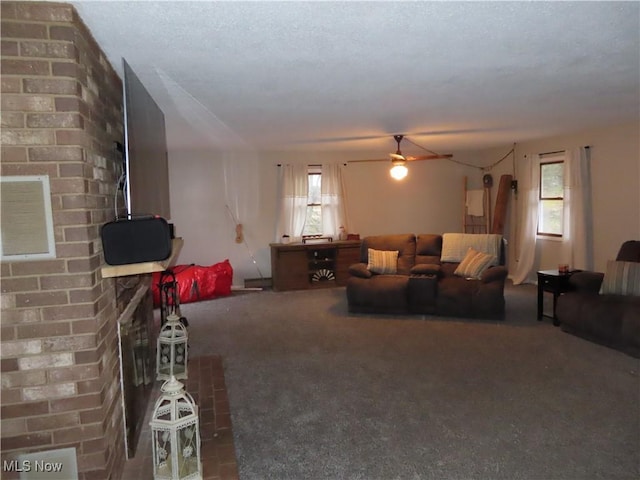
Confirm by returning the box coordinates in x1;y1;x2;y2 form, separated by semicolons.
117;282;158;458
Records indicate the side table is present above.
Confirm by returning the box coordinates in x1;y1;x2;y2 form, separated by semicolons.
537;269;578;326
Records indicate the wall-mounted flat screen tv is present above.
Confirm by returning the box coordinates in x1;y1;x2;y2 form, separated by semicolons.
122;58;171;219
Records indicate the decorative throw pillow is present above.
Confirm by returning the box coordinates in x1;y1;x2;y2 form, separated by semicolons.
454;247;496;279
599;260;640;296
367;248;399;274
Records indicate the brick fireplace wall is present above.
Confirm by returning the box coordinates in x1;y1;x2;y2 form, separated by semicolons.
1;2;130;478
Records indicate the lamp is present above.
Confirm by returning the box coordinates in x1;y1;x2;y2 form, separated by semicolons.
389;159;408;180
156;312;188;381
150;376;202;480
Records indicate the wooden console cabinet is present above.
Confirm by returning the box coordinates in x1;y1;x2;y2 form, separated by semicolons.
270;240;361;291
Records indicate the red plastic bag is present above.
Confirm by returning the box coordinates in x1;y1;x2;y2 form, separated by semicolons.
152;260;233;307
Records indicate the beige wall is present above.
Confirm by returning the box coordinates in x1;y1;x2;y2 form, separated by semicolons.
167;122;638;285
480;121;640;274
344;152;483;237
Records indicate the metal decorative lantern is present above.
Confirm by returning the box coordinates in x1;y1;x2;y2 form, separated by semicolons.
150;376;202;480
156;312;188;381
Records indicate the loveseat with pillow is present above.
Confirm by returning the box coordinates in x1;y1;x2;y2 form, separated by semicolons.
346;233;508;319
556;240;640;357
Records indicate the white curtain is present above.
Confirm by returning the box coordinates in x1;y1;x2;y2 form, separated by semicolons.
320;163;349;236
275;164;308;242
561;147;593;270
512;153;541;285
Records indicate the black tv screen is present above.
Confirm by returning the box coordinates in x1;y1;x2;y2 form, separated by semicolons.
122;59;171;219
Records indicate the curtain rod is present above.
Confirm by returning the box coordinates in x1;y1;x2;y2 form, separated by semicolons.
539;150;564;157
539;145;591;157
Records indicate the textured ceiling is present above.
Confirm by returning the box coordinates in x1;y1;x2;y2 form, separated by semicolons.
68;1;640;154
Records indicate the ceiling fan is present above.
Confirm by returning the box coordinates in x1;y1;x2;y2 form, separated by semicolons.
349;134;453;180
389;135;453;162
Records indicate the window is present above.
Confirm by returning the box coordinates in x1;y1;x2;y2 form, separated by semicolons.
303;167;322;236
538;160;564;236
277;163;346;242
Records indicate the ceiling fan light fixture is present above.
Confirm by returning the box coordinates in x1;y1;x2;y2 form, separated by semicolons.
390;135;408;179
390;159;408;180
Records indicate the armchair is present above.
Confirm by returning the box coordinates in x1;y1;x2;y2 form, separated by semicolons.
556;241;640;357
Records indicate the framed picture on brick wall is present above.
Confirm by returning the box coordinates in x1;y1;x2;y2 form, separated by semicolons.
1;175;56;261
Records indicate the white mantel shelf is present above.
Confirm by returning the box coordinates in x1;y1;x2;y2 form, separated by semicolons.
100;238;183;278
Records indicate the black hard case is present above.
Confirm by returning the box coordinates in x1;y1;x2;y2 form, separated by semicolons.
101;216;172;265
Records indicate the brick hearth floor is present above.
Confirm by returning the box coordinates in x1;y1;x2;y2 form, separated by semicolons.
121;356;240;480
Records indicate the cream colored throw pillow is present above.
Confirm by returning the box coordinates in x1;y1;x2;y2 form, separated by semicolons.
367;248;399;274
454;247;496;279
599;260;640;296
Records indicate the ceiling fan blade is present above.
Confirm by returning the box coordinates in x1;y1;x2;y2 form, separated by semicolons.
290;133;393;145
406;154;454;161
349;153;454;164
291;128;492;146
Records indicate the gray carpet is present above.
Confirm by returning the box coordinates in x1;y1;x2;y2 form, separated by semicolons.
181;282;640;480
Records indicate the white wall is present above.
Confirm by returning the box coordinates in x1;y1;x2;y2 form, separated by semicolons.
167;121;639;285
479;121;640;274
166;147;276;285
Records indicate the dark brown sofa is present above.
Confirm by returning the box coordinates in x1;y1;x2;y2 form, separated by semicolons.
556;240;640;357
346;233;508;319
